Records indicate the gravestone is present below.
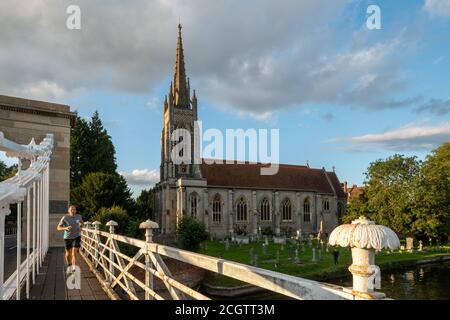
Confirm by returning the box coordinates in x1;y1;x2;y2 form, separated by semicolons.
250;248;255;265
264;236;269;246
294;249;299;263
419;240;423;252
225;239;230;251
312;248;316;262
406;237;414;252
301;242;305;252
262;243;267;256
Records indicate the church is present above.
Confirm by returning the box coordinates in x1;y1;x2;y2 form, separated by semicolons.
153;25;347;239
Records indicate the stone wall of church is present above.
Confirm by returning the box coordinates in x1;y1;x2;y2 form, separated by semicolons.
177;186;343;240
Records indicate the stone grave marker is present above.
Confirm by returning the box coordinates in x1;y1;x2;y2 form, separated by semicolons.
312;248;316;262
419;240;423;252
406;237;414;252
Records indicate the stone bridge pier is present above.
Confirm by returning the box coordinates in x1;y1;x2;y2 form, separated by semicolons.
0;95;76;247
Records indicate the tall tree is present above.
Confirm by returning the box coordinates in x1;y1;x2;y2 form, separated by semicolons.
70;116;90;187
135;189;154;221
71;172;134;221
412;143;450;239
88;111;117;174
360;155;420;236
70;111;117;188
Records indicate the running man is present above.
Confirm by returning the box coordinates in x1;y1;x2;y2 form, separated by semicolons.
57;205;83;269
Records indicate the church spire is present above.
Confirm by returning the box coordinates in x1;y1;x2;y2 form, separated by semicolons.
173;24;189;108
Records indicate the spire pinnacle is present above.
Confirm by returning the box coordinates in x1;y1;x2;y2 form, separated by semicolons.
173;23;189;108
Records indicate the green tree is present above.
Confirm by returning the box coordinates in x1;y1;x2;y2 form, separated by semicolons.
92;205;130;235
135;189;154;221
70;116;90;187
177;217;209;251
0;160;17;181
343;193;370;224
412;143;450;239
361;155;420;236
71;172;134;221
70;111;117;188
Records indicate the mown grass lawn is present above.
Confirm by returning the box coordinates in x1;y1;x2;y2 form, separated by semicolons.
198;239;450;287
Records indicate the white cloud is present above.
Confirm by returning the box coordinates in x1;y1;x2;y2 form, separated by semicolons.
424;0;450;17
120;168;159;186
0;0;422;118
327;122;450;152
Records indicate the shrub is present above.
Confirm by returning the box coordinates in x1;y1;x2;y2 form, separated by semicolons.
234;224;248;236
261;226;274;237
92;205;129;235
177;217;209;251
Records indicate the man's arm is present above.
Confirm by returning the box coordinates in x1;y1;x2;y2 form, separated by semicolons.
56;217;70;232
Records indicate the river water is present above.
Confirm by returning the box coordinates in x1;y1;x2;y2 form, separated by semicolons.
326;261;450;300
227;261;450;300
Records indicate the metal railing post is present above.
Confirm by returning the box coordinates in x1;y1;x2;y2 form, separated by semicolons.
16;200;23;300
26;187;31;299
140;219;159;300
106;220;118;283
0;205;11;300
92;221;102;266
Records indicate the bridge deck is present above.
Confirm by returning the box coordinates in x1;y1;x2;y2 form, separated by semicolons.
28;247;109;300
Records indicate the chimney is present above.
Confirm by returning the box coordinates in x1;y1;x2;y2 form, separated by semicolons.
343;181;348;193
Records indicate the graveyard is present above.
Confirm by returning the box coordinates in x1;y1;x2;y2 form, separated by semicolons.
199;238;450;288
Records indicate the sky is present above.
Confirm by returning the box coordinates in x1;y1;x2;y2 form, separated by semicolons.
0;0;449;196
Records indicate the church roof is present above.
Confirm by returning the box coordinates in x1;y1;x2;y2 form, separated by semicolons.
200;161;346;198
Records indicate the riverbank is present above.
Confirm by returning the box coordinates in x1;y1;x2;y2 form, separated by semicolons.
198;240;450;295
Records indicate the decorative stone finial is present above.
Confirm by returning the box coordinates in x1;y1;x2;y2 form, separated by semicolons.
328;216;400;299
329;216;400;251
139;219;159;230
105;220;118;227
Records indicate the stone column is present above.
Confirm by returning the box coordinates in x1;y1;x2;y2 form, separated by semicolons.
228;190;234;237
274;191;280;236
203;189;209;232
296;192;301;233
252;191;257;236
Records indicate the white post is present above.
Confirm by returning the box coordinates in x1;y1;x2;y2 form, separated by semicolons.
32;181;36;283
16;201;22;300
0;205;10;300
140;219;159;300
26;188;31;299
106;220;118;283
92;221;101;265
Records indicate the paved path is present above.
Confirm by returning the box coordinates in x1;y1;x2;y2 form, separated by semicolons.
28;247;109;300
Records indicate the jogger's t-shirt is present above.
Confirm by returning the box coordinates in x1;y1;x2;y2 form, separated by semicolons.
58;214;83;239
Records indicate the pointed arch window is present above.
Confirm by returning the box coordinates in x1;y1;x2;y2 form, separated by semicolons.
281;198;292;221
260;198;271;221
236;197;248;222
190;193;198;218
324;199;330;212
212;194;222;224
303;198;311;222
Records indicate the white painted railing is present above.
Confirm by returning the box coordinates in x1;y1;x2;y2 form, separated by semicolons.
0;132;53;300
80;220;358;300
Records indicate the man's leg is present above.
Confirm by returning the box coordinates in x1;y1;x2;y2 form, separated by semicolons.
71;247;77;267
65;249;71;266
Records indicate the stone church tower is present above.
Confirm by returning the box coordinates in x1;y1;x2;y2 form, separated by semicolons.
160;24;200;182
155;24;206;234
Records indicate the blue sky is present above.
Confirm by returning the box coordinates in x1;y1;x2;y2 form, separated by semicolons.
0;0;449;196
